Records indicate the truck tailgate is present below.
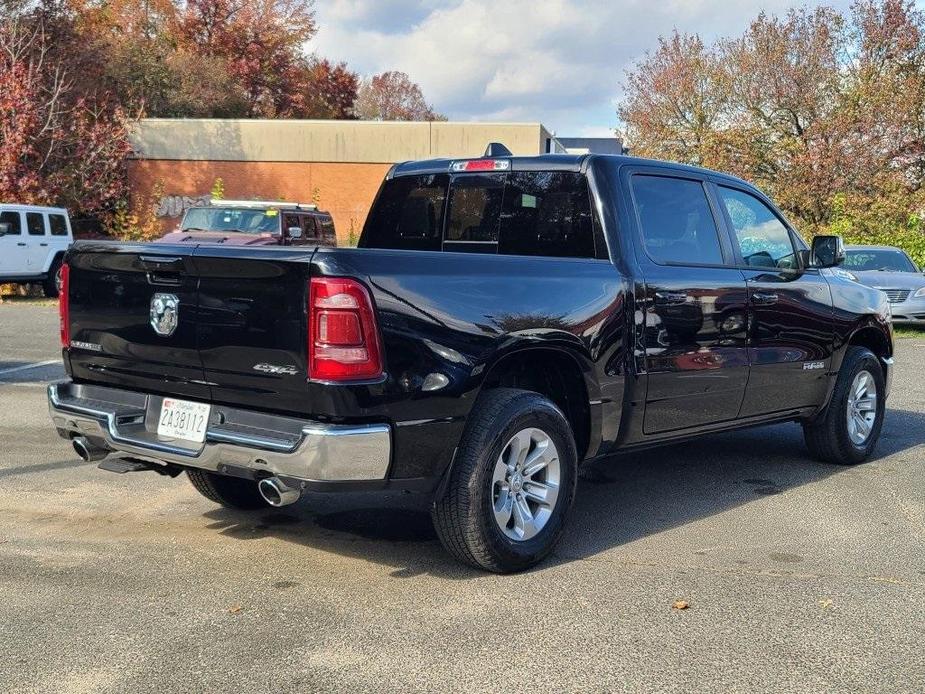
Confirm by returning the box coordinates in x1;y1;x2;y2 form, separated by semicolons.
65;242;316;410
67;243;210;400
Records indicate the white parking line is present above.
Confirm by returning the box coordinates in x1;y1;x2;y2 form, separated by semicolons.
0;359;61;376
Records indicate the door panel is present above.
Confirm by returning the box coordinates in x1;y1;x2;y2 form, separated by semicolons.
740;269;833;415
713;184;834;416
627;172;749;435
24;212;49;271
0;210;27;275
641;266;750;433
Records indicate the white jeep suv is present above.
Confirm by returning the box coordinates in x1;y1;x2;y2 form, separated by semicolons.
0;204;73;297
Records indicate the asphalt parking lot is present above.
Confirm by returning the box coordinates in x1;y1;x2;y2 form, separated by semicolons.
1;303;923;693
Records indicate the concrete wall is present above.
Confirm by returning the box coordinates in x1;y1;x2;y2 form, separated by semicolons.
130;119;551;240
130;119;548;162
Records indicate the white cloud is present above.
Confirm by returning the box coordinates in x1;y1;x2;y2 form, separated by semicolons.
310;0;854;134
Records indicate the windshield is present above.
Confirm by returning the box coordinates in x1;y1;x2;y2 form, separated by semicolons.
843;249;917;272
180;207;280;234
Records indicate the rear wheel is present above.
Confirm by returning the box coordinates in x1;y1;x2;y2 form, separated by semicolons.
802;346;885;465
186;469;267;510
432;388;578;573
43;257;63;298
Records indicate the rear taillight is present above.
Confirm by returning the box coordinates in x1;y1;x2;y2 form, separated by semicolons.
59;262;70;348
308;277;383;381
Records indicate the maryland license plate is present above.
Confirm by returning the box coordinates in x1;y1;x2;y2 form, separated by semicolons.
156;398;210;443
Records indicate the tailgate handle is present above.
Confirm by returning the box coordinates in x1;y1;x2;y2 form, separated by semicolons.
148;272;182;286
138;255;184;271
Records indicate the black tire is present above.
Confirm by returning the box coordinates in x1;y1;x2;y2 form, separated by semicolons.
432;388;578;573
43;256;63;298
802;346;885;465
186;469;267;510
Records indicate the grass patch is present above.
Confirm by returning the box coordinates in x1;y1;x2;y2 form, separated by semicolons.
893;325;925;339
0;295;57;308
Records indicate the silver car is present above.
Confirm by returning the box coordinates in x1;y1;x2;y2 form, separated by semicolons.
843;245;925;325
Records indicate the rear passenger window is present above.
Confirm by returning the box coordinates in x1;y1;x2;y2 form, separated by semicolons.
631;175;724;266
26;212;46;236
499;172;595;258
445;173;505;247
361;174;448;251
49;214;68;236
717;187;798;269
0;211;21;235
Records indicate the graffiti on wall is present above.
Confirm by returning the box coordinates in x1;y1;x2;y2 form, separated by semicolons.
156;195;212;219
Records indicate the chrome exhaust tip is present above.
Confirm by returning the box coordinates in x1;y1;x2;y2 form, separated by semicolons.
73;436;109;462
258;477;300;507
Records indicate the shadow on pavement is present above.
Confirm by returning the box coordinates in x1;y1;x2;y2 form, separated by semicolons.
199;407;925;579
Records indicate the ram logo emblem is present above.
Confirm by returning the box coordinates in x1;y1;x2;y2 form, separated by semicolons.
150;293;180;337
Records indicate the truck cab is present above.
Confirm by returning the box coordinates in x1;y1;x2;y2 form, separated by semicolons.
159;200;337;247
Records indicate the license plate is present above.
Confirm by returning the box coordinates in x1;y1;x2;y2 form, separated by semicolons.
157;398;210;443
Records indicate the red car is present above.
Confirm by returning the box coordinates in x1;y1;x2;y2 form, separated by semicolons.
158;200;337;246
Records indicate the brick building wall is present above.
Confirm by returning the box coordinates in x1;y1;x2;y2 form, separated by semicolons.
129;160;392;242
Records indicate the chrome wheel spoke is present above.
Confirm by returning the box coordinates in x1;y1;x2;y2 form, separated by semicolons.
856;396;876;412
523;480;558;508
846;369;878;445
511;494;535;539
493;488;514;528
854;372;868;399
522;440;553;478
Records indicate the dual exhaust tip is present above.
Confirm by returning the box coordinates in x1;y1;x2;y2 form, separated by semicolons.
258;477;301;507
73;435;300;508
73;436;109;462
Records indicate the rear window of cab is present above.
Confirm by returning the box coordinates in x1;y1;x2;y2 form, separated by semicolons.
361;171;605;259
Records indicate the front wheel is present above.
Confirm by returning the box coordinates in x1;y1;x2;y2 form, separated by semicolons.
802;346;885;465
432;388;578;573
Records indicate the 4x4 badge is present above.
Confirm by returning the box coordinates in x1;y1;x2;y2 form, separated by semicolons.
150;293;179;337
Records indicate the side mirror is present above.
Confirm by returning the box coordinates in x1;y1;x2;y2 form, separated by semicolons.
0;222;8;237
810;234;845;268
287;226;303;239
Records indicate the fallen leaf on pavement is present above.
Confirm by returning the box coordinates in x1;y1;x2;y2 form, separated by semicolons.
672;600;689;610
228;604;243;614
819;599;833;610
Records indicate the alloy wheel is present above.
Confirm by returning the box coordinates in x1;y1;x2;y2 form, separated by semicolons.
491;427;561;541
846;369;878;446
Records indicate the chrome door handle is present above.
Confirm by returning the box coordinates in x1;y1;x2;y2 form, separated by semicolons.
752;291;778;305
655;291;689;306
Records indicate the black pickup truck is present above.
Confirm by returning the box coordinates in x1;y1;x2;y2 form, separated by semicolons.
49;149;894;572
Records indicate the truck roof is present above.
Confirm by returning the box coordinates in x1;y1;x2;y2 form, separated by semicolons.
389;153;755;189
0;203;70;214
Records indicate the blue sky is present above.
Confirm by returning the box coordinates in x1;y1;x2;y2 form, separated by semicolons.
309;0;859;137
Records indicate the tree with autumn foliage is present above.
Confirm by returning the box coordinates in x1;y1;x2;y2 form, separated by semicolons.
355;71;445;121
0;15;131;220
618;0;925;263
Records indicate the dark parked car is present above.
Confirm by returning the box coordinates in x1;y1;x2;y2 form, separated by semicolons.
158;200;337;247
49;148;893;572
842;245;925;325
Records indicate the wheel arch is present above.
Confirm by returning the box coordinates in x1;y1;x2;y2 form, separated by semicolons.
477;345;601;461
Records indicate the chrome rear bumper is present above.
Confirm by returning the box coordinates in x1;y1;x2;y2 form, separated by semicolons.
48;381;391;483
